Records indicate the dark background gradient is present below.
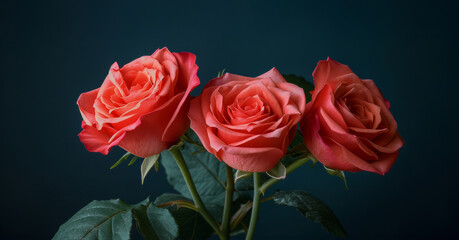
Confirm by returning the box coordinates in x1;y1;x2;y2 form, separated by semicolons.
2;0;458;239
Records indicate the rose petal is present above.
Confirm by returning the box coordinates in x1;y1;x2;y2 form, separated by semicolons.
77;88;99;125
161;52;200;142
218;145;285;172
257;68;286;84
312;58;362;100
189;93;215;155
119;93;187;157
311;85;348;131
78;122;125;155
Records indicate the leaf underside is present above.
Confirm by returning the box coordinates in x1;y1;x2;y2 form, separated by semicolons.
274;190;348;237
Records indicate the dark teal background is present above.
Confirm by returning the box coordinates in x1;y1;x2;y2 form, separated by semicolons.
2;0;458;239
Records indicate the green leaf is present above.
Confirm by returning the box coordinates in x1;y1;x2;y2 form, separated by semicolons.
131;198;179;240
230;200;252;232
234;170;271;192
146;204;179;240
155;194;214;240
324;166;348;189
132;199;160;240
128;156;138;166
154;160;160;172
110;152;132;169
217;68;226;78
141;154;160;185
52;199;133;240
283;74;314;101
266;161;286;179
274;190;347;237
154;193;198;211
228;194;252;236
234;170;252;183
160;131;227;205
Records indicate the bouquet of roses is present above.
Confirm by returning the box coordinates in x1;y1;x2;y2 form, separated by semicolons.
54;47;403;240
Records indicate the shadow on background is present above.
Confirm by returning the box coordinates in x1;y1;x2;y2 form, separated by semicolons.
1;0;458;239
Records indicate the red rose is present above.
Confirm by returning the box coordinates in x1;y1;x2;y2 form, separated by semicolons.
77;48;200;157
300;58;404;175
188;69;306;172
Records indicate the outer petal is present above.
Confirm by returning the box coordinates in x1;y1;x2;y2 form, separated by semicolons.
158;52;200;143
301;114;383;174
189;93;216;156
77;88;99;125
218;145;284;172
206;73;254;89
370;152;399;175
311;58;361;100
302;114;356;171
257;68;286;84
78;122;125;155
118;92;187;158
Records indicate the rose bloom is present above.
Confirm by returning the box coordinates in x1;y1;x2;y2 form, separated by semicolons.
77;48;200;158
300;58;404;175
188;69;306;172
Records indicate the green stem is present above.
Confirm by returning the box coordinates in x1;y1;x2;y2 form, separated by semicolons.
245;172;261;240
221;164;234;237
169;147;226;239
259;154;312;194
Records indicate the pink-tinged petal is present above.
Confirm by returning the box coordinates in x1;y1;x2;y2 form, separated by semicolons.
323;136;383;174
317;109;378;161
361;79;385;101
218;145;285;172
121;56;163;87
301;114;355;171
311;85;348;130
235;82;284;117
161;52;200;142
385;99;391;109
189;94;216;156
77;88;99;125
267;86;300;116
207;127;229;154
311;58;362;101
257;68;286;84
153;48;178;67
370;152;399;175
119;93;186;158
78;122;125;155
172;51;200;93
349;127;388;140
206;73;257;89
276;82;307;115
363;80;400;146
99;62;128;98
302;113;383;174
360;132;404;154
335;98;367;129
161;92;191;143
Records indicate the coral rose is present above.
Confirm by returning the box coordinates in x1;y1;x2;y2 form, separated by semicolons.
188;69;306;172
300;58;404;175
77;47;200;158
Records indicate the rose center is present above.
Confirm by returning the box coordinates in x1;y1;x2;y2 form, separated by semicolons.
227;95;269;125
335;83;381;129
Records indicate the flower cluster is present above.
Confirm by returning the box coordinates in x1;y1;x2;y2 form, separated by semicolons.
65;47;405;240
78;48;403;175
